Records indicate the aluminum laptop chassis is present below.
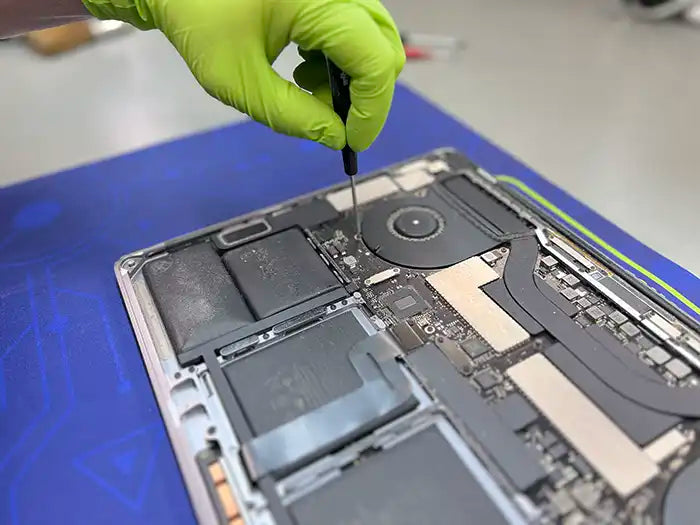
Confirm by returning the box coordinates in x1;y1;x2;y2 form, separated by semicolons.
116;148;700;525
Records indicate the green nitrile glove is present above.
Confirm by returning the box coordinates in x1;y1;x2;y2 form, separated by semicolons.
82;0;405;151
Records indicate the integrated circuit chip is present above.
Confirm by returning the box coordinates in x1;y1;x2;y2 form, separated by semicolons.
551;490;576;516
535;275;579;317
385;286;429;319
461;339;489;359
585;306;605;321
223;229;340;319
563;274;580;287
481;251;499;264
561;288;579;301
577;298;592;310
549;469;565;486
620;322;641;338
571;482;601;510
571;456;592;479
609;311;627;325
646;346;671;365
326;244;339;258
473;369;500;390
548;443;568;461
541;255;558;268
666;359;692;379
540;431;558;449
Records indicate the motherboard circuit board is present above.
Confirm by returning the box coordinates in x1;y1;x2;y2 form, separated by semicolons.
116;149;700;525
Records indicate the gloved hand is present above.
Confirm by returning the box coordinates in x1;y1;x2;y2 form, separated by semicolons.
82;0;405;151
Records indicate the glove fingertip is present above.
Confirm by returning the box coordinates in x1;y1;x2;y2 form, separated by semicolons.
320;128;346;150
346;126;374;153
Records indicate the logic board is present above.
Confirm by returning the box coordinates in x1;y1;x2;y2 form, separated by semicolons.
115;148;700;525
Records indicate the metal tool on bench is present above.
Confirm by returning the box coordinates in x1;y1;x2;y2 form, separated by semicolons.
400;31;465;60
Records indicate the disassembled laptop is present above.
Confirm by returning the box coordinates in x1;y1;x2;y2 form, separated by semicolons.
116;148;700;525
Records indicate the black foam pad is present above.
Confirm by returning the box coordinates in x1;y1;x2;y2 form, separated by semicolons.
224;311;365;435
223;228;341;319
144;242;254;353
289;427;509;525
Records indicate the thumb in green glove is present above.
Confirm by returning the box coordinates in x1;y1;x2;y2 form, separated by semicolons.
82;0;405;151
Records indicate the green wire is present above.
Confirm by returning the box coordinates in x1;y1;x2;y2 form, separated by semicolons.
496;175;699;316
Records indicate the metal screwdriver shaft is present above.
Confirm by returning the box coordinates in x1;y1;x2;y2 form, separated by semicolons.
349;176;360;236
326;58;360;238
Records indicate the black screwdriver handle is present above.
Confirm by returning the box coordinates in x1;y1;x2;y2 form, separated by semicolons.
326;59;358;176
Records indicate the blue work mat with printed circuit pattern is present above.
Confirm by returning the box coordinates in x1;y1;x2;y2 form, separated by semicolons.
1;84;698;524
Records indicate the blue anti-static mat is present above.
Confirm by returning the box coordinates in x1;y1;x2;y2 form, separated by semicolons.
1;84;698;524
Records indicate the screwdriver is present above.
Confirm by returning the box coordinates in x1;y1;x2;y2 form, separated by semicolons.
326;59;361;239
